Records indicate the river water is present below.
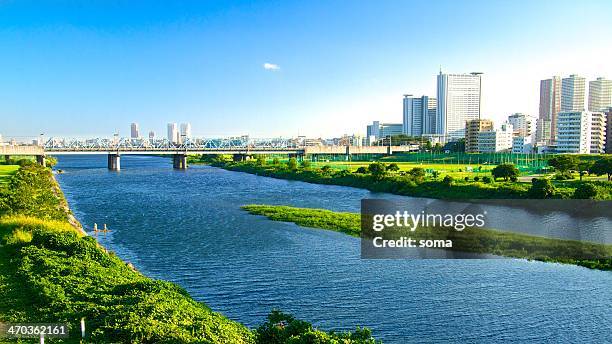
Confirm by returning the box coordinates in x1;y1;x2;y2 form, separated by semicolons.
55;155;611;343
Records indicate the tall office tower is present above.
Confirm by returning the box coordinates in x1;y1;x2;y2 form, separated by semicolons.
180;123;192;141
130;123;140;138
403;95;437;136
148;131;155;140
436;71;482;140
167;123;179;144
538;76;561;144
588;77;612;112
561;74;586;112
507;113;533;137
465;119;493;153
366;121;380;139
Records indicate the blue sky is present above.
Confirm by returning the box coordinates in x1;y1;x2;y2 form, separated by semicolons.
1;0;611;139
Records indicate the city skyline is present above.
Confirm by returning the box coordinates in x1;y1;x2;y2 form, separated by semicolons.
1;1;612;138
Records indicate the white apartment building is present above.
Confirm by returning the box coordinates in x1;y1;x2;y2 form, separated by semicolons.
507;113;533;137
588;77;612;112
512;135;534;154
167;123;179;144
403;95;437;136
561;74;586;112
590;112;607;154
436;72;482;140
477;122;513;153
556;111;607;154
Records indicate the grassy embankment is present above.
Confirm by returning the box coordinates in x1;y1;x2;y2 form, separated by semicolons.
242;204;612;271
197;157;612;200
0;163;378;343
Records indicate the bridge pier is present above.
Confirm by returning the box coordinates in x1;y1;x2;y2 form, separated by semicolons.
36;155;46;167
107;153;121;171
173;154;187;169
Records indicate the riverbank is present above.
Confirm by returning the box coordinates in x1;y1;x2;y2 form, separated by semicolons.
202;158;612;200
242;204;612;271
0;163;378;343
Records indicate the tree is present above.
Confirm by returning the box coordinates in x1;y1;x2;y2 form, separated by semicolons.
491;163;519;181
577;161;593;181
272;157;280;165
300;160;311;169
548;155;578;173
528;178;555;199
287;157;298;170
367;162;387;180
386;163;400;173
573;183;598;199
431;170;440;179
355;166;367;174
320;165;333;174
589;157;612;181
482;176;492;184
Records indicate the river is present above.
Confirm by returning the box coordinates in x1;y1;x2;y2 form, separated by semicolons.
55;155;612;343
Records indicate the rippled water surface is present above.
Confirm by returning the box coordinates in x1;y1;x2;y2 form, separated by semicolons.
55;155;612;343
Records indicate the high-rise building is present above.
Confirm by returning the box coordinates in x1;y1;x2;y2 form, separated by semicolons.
148;131;155;140
403;95;437;136
465;119;493;153
588;77;612;112
366;121;380;139
556;111;606;154
507;113;533;137
180;123;192;141
436;71;482;140
130;123;140;138
167;123;179;144
538;76;561;144
561;74;586;112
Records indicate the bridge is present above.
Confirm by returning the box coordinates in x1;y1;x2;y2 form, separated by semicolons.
1;137;419;171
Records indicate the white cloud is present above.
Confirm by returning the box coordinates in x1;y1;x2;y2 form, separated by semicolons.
263;63;280;71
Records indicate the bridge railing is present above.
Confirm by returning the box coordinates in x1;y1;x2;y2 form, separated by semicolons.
44;137;299;151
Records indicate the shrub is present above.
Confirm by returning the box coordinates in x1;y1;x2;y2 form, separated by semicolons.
272;158;280;165
510;176;518;182
464;176;470;182
474;176;480;182
386;163;400;172
367;163;387;180
442;175;454;187
431;170;440;179
529;178;555;199
573;183;598;199
408;168;426;181
355;166;367;174
482;176;492;184
300;160;311;169
287;158;298;170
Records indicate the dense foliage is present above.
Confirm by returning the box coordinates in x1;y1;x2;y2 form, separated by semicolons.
242;205;612;271
208;159;612;200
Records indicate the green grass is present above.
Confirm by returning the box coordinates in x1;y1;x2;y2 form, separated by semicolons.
0;165;18;185
242;204;612;271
